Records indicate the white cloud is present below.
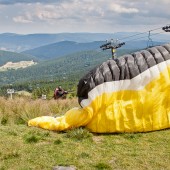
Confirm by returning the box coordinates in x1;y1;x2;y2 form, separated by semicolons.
13;16;33;23
0;0;170;33
0;47;7;51
155;0;170;4
110;3;139;14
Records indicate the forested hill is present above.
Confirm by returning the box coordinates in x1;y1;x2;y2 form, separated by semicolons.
0;50;38;66
22;40;164;60
22;41;104;60
0;49;133;85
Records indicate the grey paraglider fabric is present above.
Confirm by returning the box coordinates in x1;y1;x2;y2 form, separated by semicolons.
77;44;170;105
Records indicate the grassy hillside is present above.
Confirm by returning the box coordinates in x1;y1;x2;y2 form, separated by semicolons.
0;50;38;66
0;97;169;170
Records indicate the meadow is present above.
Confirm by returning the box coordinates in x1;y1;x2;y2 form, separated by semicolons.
0;97;169;170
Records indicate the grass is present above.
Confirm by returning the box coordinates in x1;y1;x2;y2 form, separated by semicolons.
0;97;170;170
0;96;78;124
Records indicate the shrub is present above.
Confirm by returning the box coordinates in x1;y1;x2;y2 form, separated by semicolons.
54;139;62;145
23;130;49;143
24;134;40;143
94;162;111;170
80;152;90;158
65;127;92;140
2;150;20;160
1;116;8;125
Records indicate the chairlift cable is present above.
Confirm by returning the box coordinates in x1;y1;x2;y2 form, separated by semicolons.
118;25;169;41
150;31;166;37
91;25;170;59
124;31;165;43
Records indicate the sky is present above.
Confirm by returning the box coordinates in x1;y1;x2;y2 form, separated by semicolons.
0;0;170;34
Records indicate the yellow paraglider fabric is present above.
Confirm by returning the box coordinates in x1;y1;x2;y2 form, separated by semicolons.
28;64;170;133
28;108;92;131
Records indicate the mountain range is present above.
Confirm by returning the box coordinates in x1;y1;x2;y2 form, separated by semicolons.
22;40;164;60
22;41;103;60
0;32;169;52
0;33;113;52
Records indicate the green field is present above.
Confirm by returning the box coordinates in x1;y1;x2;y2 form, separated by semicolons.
0;97;170;170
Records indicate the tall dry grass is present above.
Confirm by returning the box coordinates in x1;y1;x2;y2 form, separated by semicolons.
0;97;79;125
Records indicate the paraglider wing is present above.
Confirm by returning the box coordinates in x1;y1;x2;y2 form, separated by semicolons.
29;43;170;133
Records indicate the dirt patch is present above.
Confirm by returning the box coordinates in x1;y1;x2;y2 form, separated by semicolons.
0;60;37;71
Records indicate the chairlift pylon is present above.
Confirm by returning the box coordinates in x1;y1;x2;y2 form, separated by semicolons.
100;39;125;59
